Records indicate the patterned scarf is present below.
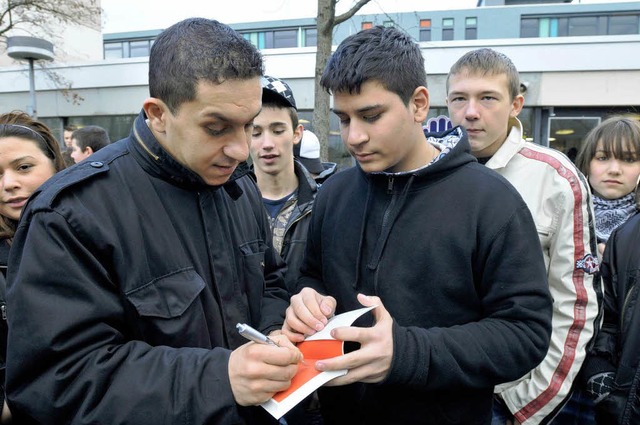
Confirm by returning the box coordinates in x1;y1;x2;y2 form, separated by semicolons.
593;192;637;243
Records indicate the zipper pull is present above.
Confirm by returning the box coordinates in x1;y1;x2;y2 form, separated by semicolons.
1;304;6;321
387;176;394;194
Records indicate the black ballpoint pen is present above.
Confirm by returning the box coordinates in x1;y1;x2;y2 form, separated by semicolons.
236;323;280;346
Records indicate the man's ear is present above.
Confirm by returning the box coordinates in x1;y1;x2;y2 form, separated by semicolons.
143;97;170;134
84;146;94;156
412;86;430;123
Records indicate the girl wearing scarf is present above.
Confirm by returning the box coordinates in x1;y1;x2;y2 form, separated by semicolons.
575;116;640;258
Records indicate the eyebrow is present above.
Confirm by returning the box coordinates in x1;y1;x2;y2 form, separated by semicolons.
9;155;36;166
332;104;383;116
202;109;261;123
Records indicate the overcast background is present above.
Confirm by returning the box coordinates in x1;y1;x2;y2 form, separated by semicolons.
101;0;632;33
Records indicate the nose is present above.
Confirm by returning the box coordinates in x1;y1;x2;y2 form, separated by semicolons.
464;99;480;121
261;133;276;151
1;171;20;192
224;128;251;162
607;159;622;175
344;121;368;148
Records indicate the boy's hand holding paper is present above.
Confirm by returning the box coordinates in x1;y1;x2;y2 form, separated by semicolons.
261;292;392;419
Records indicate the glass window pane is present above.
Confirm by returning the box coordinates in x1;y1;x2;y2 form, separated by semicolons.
549;117;601;154
362;22;373;30
104;42;123;59
419;29;431;41
568;16;598;36
609;14;639;35
539;18;550;37
558;18;568;36
420;19;431;28
521;18;538;38
273;29;297;48
466;28;477;39
466;17;477;26
443;28;454;40
304;28;317;47
443;18;454;27
129;40;150;57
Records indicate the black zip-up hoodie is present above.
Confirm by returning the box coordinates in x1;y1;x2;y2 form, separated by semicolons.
296;127;553;425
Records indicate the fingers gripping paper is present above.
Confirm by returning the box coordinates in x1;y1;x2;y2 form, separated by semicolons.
261;306;376;419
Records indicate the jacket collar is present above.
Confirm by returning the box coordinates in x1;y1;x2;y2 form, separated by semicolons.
127;110;249;197
293;160;319;204
485;117;525;170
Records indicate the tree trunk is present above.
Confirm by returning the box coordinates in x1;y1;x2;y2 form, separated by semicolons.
313;0;335;162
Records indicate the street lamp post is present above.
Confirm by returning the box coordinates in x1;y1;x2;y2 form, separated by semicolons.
7;36;55;119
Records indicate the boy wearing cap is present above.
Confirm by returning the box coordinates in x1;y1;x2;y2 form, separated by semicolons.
250;75;320;294
294;129;338;183
446;48;601;424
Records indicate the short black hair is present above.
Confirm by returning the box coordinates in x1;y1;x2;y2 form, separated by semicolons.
72;125;110;153
320;25;426;105
149;17;264;113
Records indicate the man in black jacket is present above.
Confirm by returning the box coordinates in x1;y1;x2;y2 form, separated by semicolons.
282;26;553;424
5;18;301;424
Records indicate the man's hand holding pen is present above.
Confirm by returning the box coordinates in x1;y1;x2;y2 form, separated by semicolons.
228;324;302;406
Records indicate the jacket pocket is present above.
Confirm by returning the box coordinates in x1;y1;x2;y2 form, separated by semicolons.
239;240;268;324
125;268;208;347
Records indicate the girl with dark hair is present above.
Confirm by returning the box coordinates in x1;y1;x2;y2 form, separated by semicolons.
0;110;66;423
575;116;640;257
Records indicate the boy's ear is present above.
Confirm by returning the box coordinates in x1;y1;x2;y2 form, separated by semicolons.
292;124;304;146
510;94;525;118
84;146;94;155
412;86;430;123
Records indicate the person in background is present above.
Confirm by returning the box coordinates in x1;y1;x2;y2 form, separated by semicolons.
574;116;640;258
250;75;322;425
0;110;67;424
294;129;337;183
62;124;78;150
283;25;552;425
446;47;601;425
5;17;300;424
250;75;319;294
62;124;79;167
69;125;111;163
581;197;640;425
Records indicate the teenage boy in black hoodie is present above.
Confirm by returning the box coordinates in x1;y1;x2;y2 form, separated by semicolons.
282;25;553;425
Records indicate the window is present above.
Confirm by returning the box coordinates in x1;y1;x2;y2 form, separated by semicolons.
273;29;297;48
303;28;317;47
362;21;373;30
608;14;639;35
442;18;454;41
521;18;538;38
568;16;598;36
241;29;298;49
383;21;394;27
465;17;477;40
419;19;431;41
104;42;124;59
129;40;151;57
521;13;638;38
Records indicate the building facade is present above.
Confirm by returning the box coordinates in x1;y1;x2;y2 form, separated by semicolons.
1;0;639;163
